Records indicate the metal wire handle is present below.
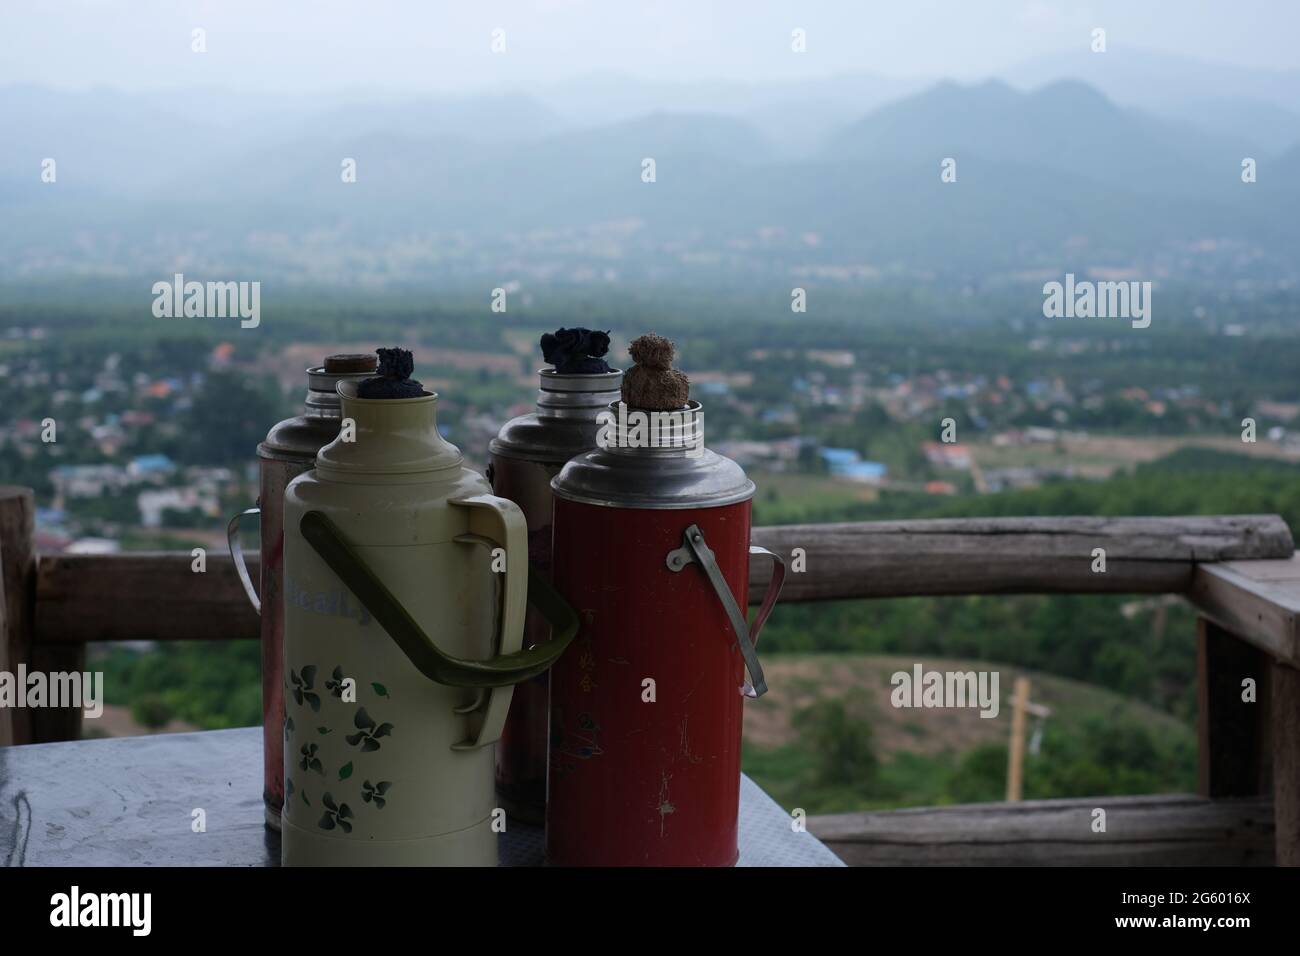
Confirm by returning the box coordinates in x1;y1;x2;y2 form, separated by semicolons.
226;507;262;615
666;523;786;698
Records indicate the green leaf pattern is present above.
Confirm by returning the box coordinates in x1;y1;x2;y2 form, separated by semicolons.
287;661;397;829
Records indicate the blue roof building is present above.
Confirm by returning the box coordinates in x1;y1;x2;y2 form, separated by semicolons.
128;454;176;476
819;447;887;483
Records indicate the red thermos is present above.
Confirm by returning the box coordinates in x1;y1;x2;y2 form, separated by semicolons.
546;400;786;865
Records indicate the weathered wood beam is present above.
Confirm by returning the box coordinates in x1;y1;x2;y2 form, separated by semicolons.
33;515;1294;644
1188;557;1300;666
750;514;1294;603
36;552;261;645
808;793;1275;866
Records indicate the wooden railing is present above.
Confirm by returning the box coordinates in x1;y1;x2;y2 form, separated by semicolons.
2;484;1298;864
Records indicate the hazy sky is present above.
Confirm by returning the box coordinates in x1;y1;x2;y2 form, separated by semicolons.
2;0;1297;93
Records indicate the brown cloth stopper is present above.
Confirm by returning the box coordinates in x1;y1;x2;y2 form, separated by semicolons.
324;353;378;373
621;333;690;410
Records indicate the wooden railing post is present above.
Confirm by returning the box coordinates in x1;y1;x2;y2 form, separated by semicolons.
29;634;86;744
0;485;83;744
1196;617;1270;798
0;486;36;746
1273;661;1300;865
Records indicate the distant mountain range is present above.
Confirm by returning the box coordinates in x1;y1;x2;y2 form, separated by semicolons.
2;54;1297;287
1005;46;1300;154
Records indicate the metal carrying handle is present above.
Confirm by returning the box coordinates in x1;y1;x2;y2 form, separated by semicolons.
227;507;262;615
747;544;786;655
299;509;577;692
666;523;785;698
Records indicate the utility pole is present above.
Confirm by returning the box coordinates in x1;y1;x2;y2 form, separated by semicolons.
1006;676;1030;801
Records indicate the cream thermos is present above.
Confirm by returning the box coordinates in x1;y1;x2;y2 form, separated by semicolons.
279;352;575;865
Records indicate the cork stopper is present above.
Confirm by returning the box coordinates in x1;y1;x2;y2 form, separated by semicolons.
621;333;690;410
324;353;378;374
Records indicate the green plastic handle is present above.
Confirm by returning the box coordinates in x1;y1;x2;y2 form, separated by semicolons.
299;510;577;689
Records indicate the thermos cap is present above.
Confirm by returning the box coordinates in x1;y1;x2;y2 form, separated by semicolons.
324;353;379;373
259;357;380;461
539;368;623;393
551;401;754;510
489;368;624;465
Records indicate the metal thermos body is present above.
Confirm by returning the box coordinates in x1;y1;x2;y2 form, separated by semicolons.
487;368;621;823
546;401;785;866
228;356;376;830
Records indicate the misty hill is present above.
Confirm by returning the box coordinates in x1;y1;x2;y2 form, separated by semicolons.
1;78;1296;286
825;78;1265;200
537;71;929;157
304;93;566;145
155;110;774;237
1006;45;1300;117
0;86;568;196
1005;45;1300;157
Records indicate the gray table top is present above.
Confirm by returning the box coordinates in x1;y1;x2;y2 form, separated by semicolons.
1;727;843;867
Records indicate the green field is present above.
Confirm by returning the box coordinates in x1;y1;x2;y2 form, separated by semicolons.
750;470;879;524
